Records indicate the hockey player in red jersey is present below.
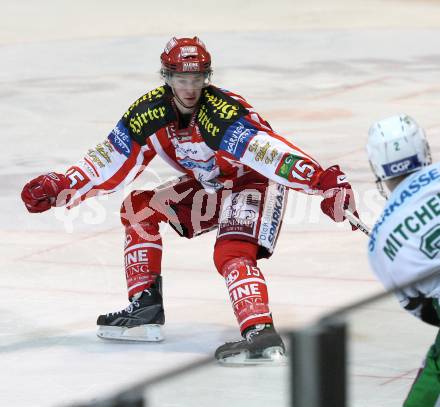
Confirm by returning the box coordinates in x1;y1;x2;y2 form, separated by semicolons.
21;37;358;364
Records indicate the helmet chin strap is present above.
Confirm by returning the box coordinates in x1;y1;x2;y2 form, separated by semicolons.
376;179;389;200
171;88;198;112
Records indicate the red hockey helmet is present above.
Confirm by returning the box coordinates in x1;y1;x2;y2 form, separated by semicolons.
161;36;211;73
160;37;212;87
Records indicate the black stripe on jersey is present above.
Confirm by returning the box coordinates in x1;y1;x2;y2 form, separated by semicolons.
197;86;249;150
122;85;177;146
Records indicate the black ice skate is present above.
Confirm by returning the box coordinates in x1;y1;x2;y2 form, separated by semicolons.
215;323;286;365
96;276;165;342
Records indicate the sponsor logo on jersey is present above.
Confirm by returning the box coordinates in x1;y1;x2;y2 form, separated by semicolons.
268;192;284;244
123;87;166;118
196;88;249;150
220;118;257;158
171;136;215;162
259;183;286;245
381;193;440;261
87;149;105;168
218;191;260;237
196;173;223;192
382;155;421;177
247;139;280;165
275;153;300;179
275;153;315;182
197;104;221;138
174;144;199;157
108;120;132;157
128;106;167;135
178;157;216;172
95;143;112;163
203;89;240;120
102;139;115;153
369;166;440;252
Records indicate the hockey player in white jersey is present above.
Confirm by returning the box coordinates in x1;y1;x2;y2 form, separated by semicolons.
367;114;440;405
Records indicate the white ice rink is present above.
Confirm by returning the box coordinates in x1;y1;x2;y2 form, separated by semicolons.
1;1;440;406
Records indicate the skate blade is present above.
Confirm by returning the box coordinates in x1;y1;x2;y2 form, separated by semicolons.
217;347;287;367
97;324;164;342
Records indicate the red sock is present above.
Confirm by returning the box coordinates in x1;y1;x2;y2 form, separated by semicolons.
124;223;162;299
221;257;273;334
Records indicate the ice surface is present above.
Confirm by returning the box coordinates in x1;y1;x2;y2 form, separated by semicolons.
1;1;440;406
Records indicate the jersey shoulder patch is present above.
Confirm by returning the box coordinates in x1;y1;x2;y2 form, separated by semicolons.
122;85;176;145
197;86;249;150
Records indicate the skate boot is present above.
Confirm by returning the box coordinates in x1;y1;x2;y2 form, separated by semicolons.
215;323;286;365
97;276;165;342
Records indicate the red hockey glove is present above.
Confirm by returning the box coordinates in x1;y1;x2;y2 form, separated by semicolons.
315;165;358;231
21;172;70;213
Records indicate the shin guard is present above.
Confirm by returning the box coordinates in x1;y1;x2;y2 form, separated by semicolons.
221;258;273;333
124;223;162;299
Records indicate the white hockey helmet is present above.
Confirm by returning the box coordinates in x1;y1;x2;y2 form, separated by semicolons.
367;114;431;183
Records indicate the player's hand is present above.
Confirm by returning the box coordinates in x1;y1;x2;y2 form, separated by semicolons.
21;172;70;213
316;165;358;230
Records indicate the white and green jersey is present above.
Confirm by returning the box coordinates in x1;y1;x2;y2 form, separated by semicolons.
368;162;440;316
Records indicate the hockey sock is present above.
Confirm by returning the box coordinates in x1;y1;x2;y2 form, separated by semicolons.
124;223;162;299
221;257;273;334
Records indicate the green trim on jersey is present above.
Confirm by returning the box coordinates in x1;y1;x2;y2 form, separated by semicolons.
404;302;440;406
403;342;440;406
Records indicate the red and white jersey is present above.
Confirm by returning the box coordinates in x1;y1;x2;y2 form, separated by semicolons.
64;85;324;206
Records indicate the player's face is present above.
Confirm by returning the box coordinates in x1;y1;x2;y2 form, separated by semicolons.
170;73;205;108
